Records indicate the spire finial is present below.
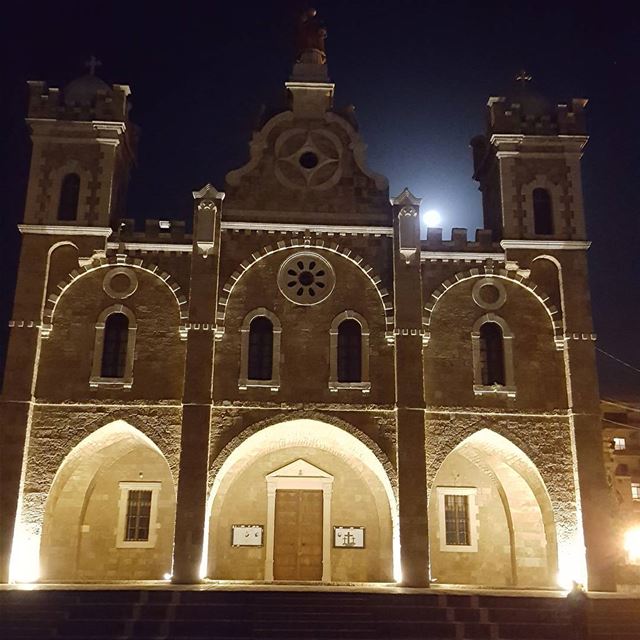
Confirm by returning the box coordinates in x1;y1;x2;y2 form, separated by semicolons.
515;69;532;86
85;55;102;76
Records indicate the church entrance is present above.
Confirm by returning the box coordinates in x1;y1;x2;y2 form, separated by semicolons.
205;418;397;584
273;489;323;580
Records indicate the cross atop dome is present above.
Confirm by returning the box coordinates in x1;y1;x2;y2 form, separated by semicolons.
85;55;102;76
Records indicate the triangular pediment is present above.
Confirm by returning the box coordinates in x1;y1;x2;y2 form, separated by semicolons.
391;187;422;206
266;458;333;480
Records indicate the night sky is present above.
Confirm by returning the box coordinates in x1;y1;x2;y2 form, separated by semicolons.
1;1;638;397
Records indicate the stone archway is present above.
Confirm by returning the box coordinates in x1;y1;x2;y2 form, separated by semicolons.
429;428;558;588
204;418;397;583
39;420;176;582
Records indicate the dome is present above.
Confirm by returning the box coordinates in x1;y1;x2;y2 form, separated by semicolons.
63;74;112;106
506;82;553;118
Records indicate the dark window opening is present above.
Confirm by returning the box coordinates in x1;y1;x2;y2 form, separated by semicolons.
533;188;554;235
124;490;152;541
58;173;80;221
479;322;505;385
101;313;129;378
248;316;273;380
337;319;362;383
444;494;470;546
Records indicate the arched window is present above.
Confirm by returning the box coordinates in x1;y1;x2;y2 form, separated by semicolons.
57;173;80;221
248;316;274;381
337;319;362;383
479;322;505;386
533;188;553;235
101;313;129;378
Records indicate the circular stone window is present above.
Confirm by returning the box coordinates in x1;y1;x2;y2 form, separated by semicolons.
471;277;506;311
299;151;319;169
103;267;138;300
278;252;335;306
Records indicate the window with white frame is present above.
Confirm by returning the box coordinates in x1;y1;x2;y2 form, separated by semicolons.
631;483;640;501
436;487;478;552
239;308;281;390
90;305;137;389
471;314;516;397
614;437;626;451
329;311;370;392
117;481;161;548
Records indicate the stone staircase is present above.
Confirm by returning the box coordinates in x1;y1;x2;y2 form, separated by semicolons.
0;587;635;639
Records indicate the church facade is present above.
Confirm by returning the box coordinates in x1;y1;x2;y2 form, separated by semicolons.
0;30;619;591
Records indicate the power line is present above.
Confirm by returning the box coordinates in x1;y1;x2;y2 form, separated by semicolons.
596;347;640;375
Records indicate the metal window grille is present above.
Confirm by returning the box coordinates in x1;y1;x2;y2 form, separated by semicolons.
444;494;470;546
125;490;152;541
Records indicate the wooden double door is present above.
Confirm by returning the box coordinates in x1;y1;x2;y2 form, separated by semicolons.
273;489;323;581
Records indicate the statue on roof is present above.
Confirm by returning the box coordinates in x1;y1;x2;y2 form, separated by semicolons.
296;8;327;63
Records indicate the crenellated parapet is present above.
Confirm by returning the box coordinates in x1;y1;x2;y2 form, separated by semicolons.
421;228;501;255
26;80;132;123
485;95;587;136
114;219;191;246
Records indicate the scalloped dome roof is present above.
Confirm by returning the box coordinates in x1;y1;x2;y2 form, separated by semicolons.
63;74;111;106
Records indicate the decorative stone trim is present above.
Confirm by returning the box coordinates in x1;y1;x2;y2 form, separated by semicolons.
239;308;282;391
106;241;192;253
500;240;591;251
565;333;597;341
8;320;38;328
18;224;112;237
329;311;371;393
102;267;138;300
421;251;505;262
217;239;392;337
278;251;336;306
43;256;188;339
471;277;507;311
423;262;562;349
221;220;393;236
90;304;137;390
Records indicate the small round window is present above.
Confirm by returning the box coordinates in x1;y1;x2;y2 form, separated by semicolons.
278;252;335;306
299;151;319;169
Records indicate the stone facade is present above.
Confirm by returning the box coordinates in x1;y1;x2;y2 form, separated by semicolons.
0;39;619;591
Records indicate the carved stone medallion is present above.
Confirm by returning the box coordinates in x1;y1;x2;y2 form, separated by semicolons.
278;252;335;305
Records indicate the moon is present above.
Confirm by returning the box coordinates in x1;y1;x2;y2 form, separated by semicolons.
423;209;441;227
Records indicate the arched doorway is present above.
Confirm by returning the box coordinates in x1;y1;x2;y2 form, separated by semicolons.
429;429;558;588
204;418;397;583
39;420;176;582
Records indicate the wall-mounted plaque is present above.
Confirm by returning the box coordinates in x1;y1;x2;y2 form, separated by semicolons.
333;526;365;548
231;524;263;547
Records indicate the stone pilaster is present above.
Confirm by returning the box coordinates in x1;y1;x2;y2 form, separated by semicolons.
172;185;224;583
392;189;429;586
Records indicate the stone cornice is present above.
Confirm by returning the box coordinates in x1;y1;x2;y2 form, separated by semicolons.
106;241;192;253
500;240;591;251
18;224;112;237
220;221;394;236
421;251;504;262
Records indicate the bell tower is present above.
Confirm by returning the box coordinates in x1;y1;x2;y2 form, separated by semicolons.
471;72;588;241
23;57;136;228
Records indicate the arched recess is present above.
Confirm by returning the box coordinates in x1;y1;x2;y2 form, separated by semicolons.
329;311;370;391
43;257;188;337
204;417;398;583
428;428;558;588
39;420;176;582
423;265;563;349
217;242;393;338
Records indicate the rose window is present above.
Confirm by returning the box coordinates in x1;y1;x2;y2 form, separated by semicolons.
277;252;335;305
